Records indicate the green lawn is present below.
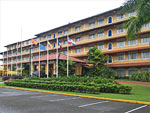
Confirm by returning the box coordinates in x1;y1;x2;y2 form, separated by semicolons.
1;83;150;102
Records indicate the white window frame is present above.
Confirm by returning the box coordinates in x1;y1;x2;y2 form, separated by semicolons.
75;26;81;32
117;40;125;48
128;52;138;60
117;14;125;20
117;53;125;61
141;37;150;44
97;31;104;38
98;19;104;25
117;69;126;77
89;21;95;28
117;27;124;34
141;50;150;59
128;39;137;46
75;37;81;42
97;44;104;50
89;34;95;40
75;48;81;53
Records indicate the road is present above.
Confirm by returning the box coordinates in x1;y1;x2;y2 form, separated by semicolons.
0;87;149;113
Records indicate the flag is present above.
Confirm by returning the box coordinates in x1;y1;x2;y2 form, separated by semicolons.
48;41;53;49
32;39;38;45
58;41;62;50
40;44;46;51
53;43;56;48
68;38;75;45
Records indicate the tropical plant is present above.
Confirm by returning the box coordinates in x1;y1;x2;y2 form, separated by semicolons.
58;58;75;76
22;64;29;76
87;46;108;67
121;0;150;40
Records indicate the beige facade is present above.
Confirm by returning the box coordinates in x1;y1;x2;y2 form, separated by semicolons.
1;7;150;76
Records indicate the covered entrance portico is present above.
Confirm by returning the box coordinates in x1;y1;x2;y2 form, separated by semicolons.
31;54;86;76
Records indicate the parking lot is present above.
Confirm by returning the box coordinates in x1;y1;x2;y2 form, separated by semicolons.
0;87;149;113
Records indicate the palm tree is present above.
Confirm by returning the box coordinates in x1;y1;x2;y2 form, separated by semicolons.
121;0;150;40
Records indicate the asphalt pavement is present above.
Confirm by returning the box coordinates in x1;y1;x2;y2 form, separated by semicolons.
0;87;149;113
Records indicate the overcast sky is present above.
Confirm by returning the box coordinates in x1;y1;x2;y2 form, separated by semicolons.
0;0;125;64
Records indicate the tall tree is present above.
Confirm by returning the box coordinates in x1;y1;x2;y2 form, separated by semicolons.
121;0;150;40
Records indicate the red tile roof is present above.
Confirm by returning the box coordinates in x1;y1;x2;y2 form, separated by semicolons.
32;54;86;63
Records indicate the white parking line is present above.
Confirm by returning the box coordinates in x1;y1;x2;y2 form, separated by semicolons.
49;97;80;102
78;101;109;107
125;105;148;113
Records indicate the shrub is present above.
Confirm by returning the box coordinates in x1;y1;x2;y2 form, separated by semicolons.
129;72;150;82
4;77;132;94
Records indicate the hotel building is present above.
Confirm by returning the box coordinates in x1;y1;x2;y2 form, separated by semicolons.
0;7;150;76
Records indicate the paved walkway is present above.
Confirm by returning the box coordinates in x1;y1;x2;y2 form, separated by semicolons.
116;80;150;85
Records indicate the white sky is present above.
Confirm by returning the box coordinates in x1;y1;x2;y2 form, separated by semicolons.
0;0;125;64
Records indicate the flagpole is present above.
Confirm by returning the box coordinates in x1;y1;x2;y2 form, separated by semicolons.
11;49;12;76
39;41;40;78
16;42;18;75
56;37;58;78
47;37;49;78
31;39;33;77
67;35;69;77
2;52;4;76
20;26;22;76
7;48;8;76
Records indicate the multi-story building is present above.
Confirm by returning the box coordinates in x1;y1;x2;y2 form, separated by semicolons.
0;7;150;76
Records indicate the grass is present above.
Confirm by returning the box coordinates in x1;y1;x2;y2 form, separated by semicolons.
116;79;150;83
0;82;150;102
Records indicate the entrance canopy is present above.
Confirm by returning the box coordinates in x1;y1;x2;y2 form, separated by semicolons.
32;54;86;63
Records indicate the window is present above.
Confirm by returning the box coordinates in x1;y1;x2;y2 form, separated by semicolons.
117;53;125;61
75;48;81;53
128;68;138;75
128;11;136;17
22;42;24;46
89;34;95;40
117;27;124;34
58;31;62;36
63;40;67;45
75;37;81;42
108;16;113;24
88;46;93;50
26;41;29;45
97;31;104;38
83;47;86;52
108;43;112;50
128;39;137;46
75;26;80;32
141;37;150;44
117;69;126;76
53;34;56;38
64;51;67;55
89;21;95;28
43;36;47;40
48;34;51;38
141;23;150;29
117;14;124;20
141;67;150;72
141;50;150;59
117;40;125;48
64;29;68;34
97;44;104;50
98;19;104;25
108;56;113;63
108;30;112;37
128;52;138;60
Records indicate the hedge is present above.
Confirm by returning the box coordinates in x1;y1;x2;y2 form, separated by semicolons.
4;80;132;94
129;72;150;82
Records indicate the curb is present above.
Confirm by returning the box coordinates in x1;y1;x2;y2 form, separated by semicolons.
0;85;150;105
